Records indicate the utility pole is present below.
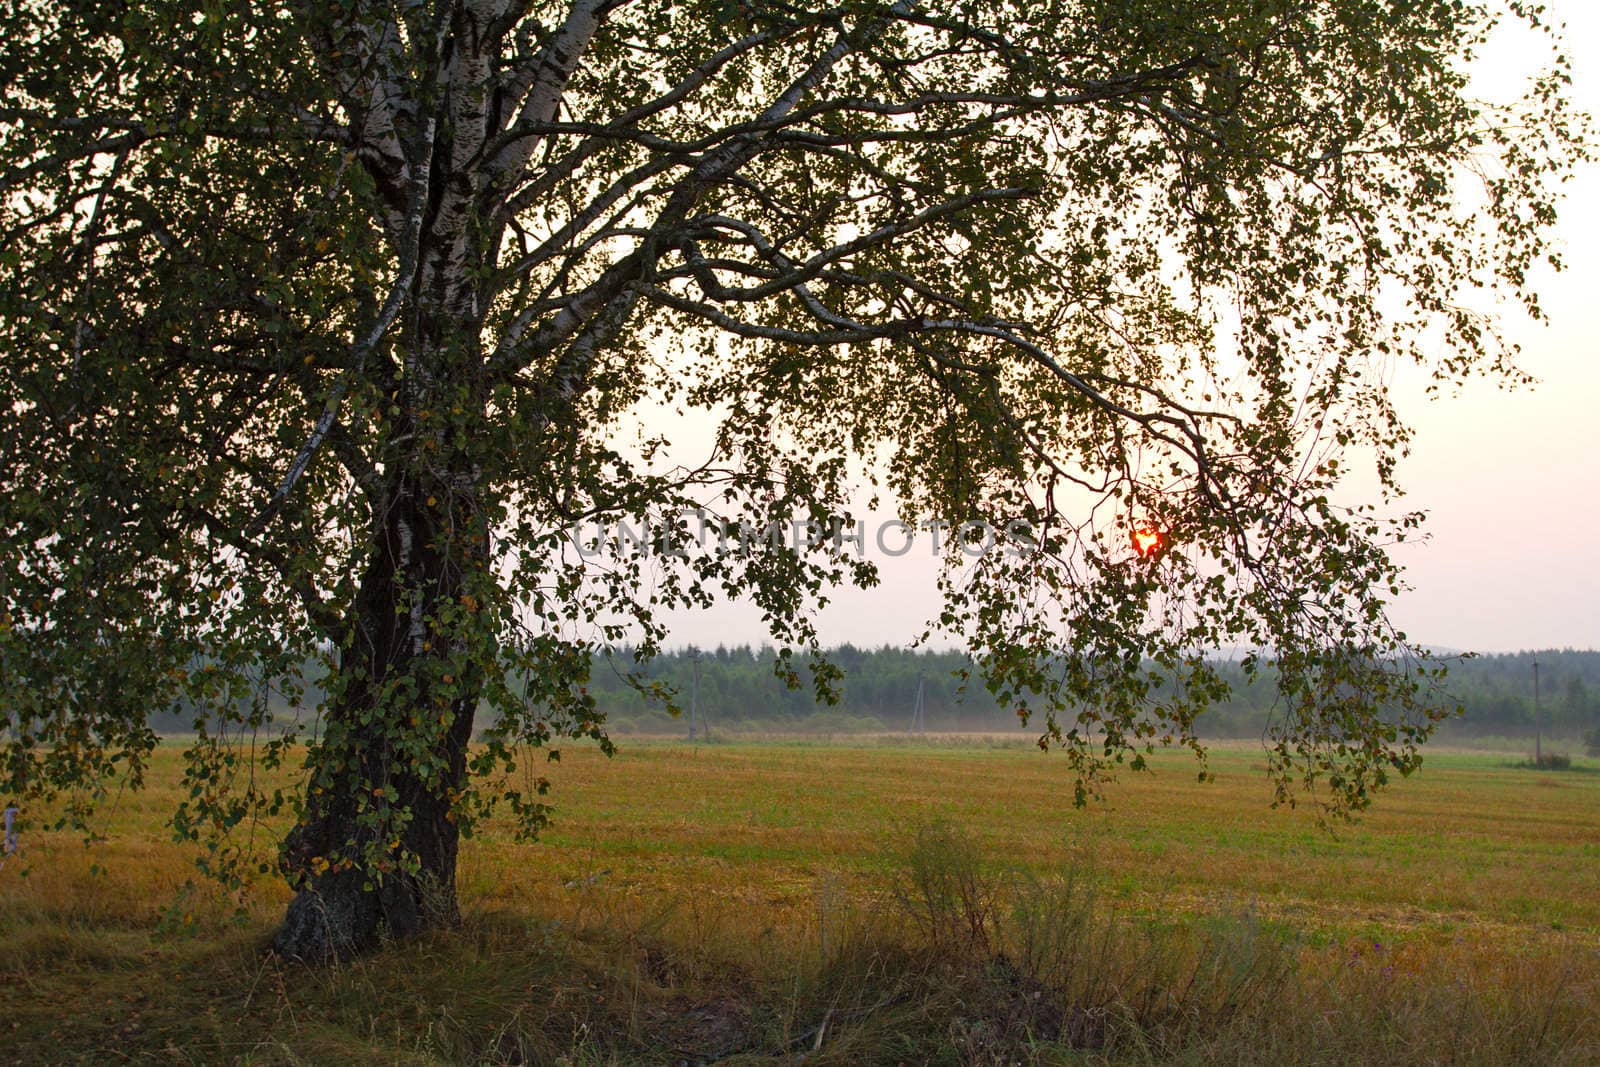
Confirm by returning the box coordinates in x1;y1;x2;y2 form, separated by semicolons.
909;672;926;738
689;650;702;742
1533;657;1542;765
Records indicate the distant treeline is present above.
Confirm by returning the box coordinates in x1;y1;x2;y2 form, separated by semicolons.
149;645;1600;741
586;645;1600;740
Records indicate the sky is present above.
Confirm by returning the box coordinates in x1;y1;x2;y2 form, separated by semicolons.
1363;0;1600;654
663;2;1600;655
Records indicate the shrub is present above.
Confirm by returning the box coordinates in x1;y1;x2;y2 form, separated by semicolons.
883;819;1296;1056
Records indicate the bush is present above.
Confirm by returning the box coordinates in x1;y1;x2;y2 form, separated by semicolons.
882;819;1296;1056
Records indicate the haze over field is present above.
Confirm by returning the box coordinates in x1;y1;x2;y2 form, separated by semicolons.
662;0;1600;655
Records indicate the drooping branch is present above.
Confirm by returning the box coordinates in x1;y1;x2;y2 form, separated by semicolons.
245;106;441;539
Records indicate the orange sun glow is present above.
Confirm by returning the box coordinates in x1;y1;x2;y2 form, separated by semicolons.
1130;526;1165;559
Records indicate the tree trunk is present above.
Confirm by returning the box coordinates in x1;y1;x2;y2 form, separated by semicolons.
269;64;505;954
273;473;486;962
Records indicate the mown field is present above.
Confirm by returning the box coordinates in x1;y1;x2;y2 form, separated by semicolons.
2;739;1597;1064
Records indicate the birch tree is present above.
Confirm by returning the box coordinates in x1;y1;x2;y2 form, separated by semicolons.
0;0;1584;959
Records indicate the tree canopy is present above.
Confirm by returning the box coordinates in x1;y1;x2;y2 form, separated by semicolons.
0;0;1585;958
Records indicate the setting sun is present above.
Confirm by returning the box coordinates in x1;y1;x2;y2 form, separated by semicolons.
1131;526;1165;559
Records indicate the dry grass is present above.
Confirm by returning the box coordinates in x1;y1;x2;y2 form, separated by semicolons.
0;740;1596;1063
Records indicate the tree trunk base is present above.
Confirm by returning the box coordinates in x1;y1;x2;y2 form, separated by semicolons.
272;869;458;962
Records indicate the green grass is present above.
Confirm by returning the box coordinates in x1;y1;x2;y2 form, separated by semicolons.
1;740;1597;1063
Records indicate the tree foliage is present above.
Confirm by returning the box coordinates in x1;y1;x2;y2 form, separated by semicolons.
0;0;1586;956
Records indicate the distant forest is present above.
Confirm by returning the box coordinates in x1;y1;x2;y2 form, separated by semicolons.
153;646;1600;743
583;646;1600;740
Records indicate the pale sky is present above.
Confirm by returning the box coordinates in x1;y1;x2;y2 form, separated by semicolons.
663;2;1600;655
1384;0;1600;653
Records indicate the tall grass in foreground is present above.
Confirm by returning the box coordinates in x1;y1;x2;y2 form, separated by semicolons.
776;820;1597;1065
6;818;1593;1065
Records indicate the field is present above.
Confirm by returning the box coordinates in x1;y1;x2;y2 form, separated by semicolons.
2;739;1598;1064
